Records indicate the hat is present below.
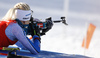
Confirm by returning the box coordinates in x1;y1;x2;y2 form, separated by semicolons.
15;9;32;21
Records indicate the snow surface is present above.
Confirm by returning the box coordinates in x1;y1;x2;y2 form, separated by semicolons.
0;0;100;58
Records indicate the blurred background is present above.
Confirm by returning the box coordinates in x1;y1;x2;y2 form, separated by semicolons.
0;0;100;58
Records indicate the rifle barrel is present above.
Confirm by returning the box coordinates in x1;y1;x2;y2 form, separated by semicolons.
53;20;62;23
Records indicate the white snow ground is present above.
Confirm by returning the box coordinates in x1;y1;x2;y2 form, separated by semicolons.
0;0;100;58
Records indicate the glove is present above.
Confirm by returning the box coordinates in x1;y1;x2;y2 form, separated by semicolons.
32;35;41;42
42;17;53;33
33;35;40;40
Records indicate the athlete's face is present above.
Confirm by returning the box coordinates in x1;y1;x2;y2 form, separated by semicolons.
21;20;30;24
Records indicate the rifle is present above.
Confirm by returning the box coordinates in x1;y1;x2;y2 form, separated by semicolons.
23;17;68;36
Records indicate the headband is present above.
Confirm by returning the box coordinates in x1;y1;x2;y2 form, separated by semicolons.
15;9;32;21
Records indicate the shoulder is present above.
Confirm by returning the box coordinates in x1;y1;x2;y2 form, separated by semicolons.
10;23;20;27
8;23;24;36
9;23;22;30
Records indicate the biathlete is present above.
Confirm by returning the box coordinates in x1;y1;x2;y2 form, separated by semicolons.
0;2;53;54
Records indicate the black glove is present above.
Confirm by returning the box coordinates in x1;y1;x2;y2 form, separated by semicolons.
42;17;53;33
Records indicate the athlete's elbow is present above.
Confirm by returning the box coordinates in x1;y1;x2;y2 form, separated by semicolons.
34;48;40;55
31;49;40;55
31;51;40;55
35;52;40;55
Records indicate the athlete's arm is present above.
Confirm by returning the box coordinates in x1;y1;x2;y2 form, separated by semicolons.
11;23;40;54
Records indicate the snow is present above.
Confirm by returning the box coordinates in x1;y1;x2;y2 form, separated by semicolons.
0;0;100;58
